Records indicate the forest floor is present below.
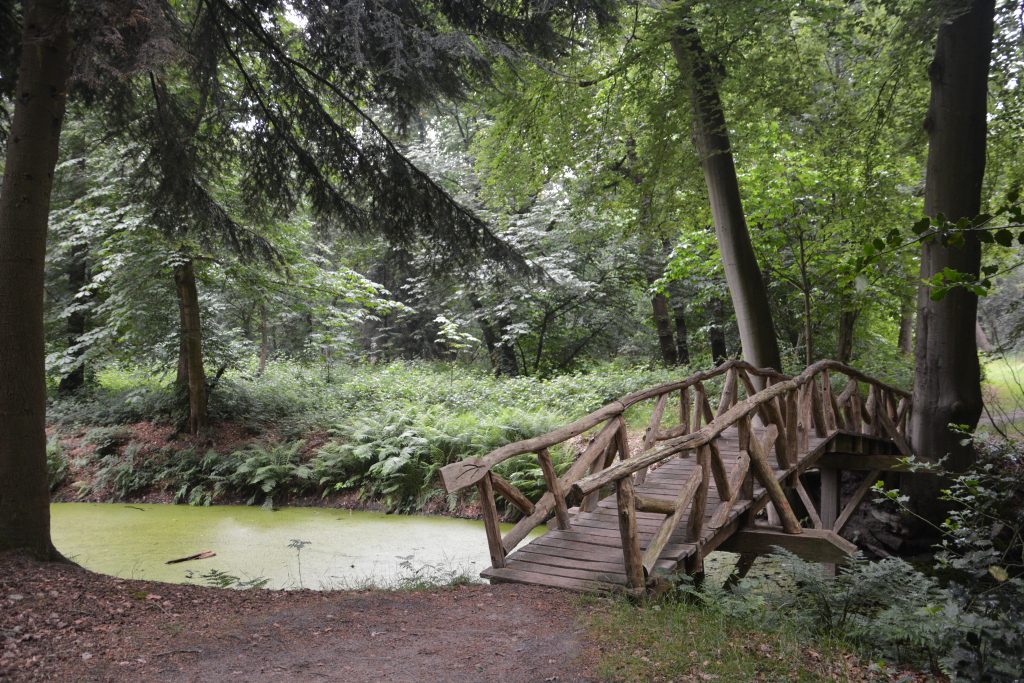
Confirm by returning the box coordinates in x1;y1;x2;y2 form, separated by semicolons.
2;551;937;683
1;551;592;682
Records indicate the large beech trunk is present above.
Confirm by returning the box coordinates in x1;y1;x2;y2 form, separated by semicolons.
671;25;782;374
173;260;209;435
907;0;993;522
0;0;71;558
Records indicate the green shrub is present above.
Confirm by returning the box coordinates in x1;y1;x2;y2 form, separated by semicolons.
873;435;1024;680
230;440;312;508
48;385;181;427
933;437;1024;681
767;550;950;669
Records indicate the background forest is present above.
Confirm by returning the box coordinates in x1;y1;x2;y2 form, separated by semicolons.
35;1;1024;442
3;0;1024;679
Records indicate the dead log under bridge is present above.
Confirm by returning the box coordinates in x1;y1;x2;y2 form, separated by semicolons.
439;359;914;593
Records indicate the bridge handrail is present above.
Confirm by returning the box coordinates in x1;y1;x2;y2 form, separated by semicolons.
572;359;909;497
438;359;782;493
437;359;912;581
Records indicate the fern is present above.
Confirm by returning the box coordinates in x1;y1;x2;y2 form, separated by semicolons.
769;549;951;668
230;441;312;508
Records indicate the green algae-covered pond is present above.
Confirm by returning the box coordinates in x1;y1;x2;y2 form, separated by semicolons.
51;503;531;590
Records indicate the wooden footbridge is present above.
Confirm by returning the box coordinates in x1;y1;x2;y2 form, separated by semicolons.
440;360;913;593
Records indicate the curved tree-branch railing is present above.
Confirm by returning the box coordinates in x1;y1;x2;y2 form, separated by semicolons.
439;359;912;588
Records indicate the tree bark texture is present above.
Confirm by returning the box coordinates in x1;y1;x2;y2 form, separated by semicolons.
56;240;87;395
0;0;71;558
836;308;858;364
173;260;209;435
671;24;782;373
651;291;678;366
908;0;993;513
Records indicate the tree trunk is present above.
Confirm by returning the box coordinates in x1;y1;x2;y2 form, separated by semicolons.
708;297;728;365
176;325;188;388
907;0;993;522
173;260;209;435
668;281;691;366
975;319;992;353
836;308;858;364
797;228;813;365
0;0;71;559
897;296;914;354
57;240;88;395
469;293;518;377
671;24;782;373
651;291;678;366
257;304;269;376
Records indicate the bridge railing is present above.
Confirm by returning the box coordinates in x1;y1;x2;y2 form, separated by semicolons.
438;359;911;587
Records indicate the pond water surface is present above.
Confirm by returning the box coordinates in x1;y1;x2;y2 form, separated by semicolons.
51;503;784;592
51;503;530;590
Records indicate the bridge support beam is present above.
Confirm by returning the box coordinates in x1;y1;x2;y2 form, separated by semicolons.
718;526;856;564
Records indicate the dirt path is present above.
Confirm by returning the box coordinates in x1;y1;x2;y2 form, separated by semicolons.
1;552;596;682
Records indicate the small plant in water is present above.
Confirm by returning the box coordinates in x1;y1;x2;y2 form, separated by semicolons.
194;568;269;590
395;554;475;589
288;538;312;589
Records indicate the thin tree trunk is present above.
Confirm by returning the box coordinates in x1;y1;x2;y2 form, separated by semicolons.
798;229;813;365
0;0;71;559
173;260;208;435
57;241;88;395
469;293;518;377
671;24;782;374
257;304;269;376
897;296;914;354
668;281;691;366
975;319;992;353
651;291;678;366
907;0;993;523
708;297;728;365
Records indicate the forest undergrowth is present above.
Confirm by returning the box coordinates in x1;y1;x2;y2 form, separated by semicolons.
45;359;688;514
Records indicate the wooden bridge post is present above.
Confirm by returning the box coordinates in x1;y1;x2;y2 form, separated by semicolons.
747;421;802;534
635;394;669;485
616;476;644;591
477;473;506;569
537;448;571;530
819;468;840;532
810;376;829;437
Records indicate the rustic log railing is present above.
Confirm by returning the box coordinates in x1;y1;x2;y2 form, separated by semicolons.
438;359;911;592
